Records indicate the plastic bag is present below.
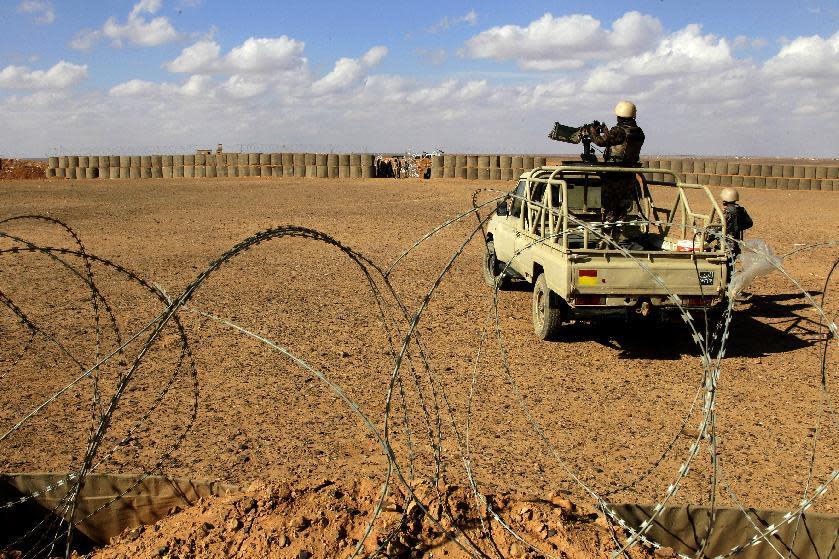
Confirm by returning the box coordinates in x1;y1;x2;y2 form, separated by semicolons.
728;239;782;296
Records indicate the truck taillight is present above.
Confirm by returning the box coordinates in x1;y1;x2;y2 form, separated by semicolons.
573;294;605;305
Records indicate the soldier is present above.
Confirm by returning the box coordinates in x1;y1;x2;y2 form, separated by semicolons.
720;187;754;298
586;100;645;247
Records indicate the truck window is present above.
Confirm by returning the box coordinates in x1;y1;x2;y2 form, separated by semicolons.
510;180;526;218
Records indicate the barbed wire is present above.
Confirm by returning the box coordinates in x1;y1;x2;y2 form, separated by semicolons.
0;185;836;559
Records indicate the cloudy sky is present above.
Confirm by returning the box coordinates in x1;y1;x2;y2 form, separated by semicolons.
1;0;838;157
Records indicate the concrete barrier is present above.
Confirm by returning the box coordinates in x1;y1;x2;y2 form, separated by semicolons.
305;164;316;177
239;165;250;177
151;155;162;168
128;167;139;179
499;155;512;169
534;156;547;167
491;168;502;180
327;154;338;167
361;154;374;166
467;168;478;180
162;167;173;178
350;166;361;178
250;166;261;177
522;156;534;169
66;167;77;179
501;168;513;180
455;155;467;168
183;165;193;178
338;154;350;166
478;168;490;180
272;166;282;177
361;165;375;178
109;167;120;179
283;165;294;177
338;166;350;178
512;156;523;169
120;167;130;179
432;155;444;168
259;165;270;177
184;155;195;166
206;166;216;178
443;167;455;178
349;154;361;166
248;153;260;166
293;165;305;177
304;153;316;165
58;156;68;168
477;155;490;168
327;166;338;178
432;167;444;179
260;153;271;165
466;155;478;168
150;167;161;179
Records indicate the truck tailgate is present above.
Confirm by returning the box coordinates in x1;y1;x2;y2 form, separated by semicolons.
571;251;727;296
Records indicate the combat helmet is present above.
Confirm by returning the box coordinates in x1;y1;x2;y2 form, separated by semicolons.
720;187;739;203
614;100;637;119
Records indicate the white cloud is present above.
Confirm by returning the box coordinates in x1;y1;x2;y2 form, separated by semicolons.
108;79;158;97
0;60;87;90
763;31;839;79
163;39;221;73
312;46;388;96
462;11;662;70
17;0;55;24
164;36;307;75
427;10;477;33
70;0;180;49
415;48;447;66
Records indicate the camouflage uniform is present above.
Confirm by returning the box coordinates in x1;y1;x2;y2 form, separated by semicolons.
587;117;645;241
723;202;753;258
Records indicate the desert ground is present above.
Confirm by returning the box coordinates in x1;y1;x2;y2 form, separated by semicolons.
1;176;837;557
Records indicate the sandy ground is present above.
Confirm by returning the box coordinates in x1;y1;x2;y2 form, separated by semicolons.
0;176;837;556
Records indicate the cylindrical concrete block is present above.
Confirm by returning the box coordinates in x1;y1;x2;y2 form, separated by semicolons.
361;165;376;178
267;153;279;165
777;178;789;190
195;166;206;178
206;166;217;178
162;166;173;178
151;167;162;179
140;167;151;179
511;156;523;168
259;153;271;165
304;153;316;165
816;166;827;179
46;168;56;178
732;176;743;187
205;154;216;166
826;167;838;179
128;167;139;179
798;179;811;190
48;156;58;168
174;166;184;178
709;174;721;186
743;176;754;188
66;167;77;179
349;154;361;166
771;164;783;178
120;168;130;179
431;167;444;179
248;153;260;165
326;166;338;178
228;166;238;177
522;156;535;169
315;165;327;178
682;160;694;173
67;155;79;168
443;155;455;168
259;165;270;176
478;168;490;180
162;155;173;167
303;164;315;177
720;175;732;186
350;166;362;178
477;155;490;168
237;153;248;166
280;153;292;167
491;168;502;180
804;166;816;179
77;155;88;168
766;177;777;189
456;155;467;168
443;167;455;178
151;155;162;168
432;155;445;168
337;154;350;166
216;165;227;177
458;167;468;179
58;156;68;168
513;168;525;178
782;165;794;178
499;155;512;168
56;167;67;178
467;168;478;180
466;155;478;168
725;162;737;175
315;153;327;166
250;165;260;177
755;177;766;188
534;156;547;167
174;155;184;166
194;153;205;166
685;173;698;183
501;168;514;180
361;154;374;166
793;165;805;178
325;154;338;167
669;160;682;173
760;164;772;177
109;167;120;179
338;166;350;178
183;165;194;178
184;154;195;166
283;165;294;177
137;155;149;168
290;153;302;166
293;165;305;177
223;153;233;166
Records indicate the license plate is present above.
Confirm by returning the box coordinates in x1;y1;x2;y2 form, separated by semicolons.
698;271;714;286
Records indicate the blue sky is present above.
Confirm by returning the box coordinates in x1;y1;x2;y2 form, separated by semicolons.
1;0;838;156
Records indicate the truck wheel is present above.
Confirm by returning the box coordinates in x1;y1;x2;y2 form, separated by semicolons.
483;241;510;289
532;273;563;340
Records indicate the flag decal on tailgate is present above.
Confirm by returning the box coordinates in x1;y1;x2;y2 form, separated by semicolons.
578;269;598;286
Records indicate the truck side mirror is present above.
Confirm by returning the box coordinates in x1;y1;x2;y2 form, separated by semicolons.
496;200;509;216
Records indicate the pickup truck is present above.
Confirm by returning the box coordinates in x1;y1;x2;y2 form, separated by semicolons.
483;164;729;339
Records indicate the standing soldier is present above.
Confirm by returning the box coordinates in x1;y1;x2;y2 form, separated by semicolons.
720;187;754;299
586;100;645;247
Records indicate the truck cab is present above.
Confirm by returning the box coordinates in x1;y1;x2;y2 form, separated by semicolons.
483;164;729;339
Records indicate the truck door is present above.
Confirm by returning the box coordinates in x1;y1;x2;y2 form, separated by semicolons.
513;179;548;280
493;179;526;264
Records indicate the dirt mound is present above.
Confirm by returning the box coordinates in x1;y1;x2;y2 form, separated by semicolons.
90;478;657;559
0;159;46;180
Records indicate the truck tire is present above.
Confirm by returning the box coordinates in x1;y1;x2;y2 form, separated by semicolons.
483;240;509;289
532;273;563;340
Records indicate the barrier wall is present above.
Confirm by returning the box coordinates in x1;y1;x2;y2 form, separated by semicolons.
45;153;838;190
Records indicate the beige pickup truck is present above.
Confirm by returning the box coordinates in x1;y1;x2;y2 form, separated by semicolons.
483;164;729;339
